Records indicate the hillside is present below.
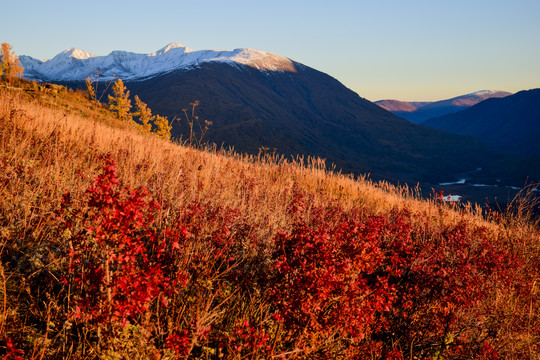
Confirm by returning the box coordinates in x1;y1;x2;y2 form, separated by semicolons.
374;99;419;113
376;90;512;124
1;79;539;359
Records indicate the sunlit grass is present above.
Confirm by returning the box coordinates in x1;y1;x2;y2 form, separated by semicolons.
1;80;538;359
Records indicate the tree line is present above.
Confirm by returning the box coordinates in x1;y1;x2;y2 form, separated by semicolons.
100;78;210;145
98;77;172;140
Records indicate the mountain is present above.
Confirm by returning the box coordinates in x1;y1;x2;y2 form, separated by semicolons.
422;89;540;156
21;43;501;184
19;42;297;81
375;90;512;124
122;62;501;183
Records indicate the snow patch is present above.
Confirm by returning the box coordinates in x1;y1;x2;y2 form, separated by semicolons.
60;48;97;60
152;42;193;56
439;179;466;186
468;90;499;96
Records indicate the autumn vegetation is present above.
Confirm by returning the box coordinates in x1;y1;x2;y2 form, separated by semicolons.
0;43;24;84
1;48;539;359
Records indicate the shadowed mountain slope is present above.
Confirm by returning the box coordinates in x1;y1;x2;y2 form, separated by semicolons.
422;89;540;155
119;62;497;183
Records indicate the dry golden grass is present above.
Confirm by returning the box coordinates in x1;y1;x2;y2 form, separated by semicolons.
1;80;538;264
0;82;513;245
1;81;539;358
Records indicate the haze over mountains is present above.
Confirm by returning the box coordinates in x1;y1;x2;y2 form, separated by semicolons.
19;43;537;187
375;90;513;124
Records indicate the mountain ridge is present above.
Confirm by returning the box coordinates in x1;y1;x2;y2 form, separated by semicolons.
422;88;540;155
375;90;512;124
19;42;297;81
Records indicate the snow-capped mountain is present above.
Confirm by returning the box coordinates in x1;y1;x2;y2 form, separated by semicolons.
19;42;296;81
18;41;509;185
441;90;513;107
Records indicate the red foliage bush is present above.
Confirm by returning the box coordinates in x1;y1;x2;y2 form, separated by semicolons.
59;155;186;328
58;155;266;355
268;188;519;358
165;329;191;356
1;338;24;360
228;320;271;355
271;211;394;343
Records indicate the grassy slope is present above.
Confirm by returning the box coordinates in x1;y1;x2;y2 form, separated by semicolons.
1;80;539;359
1;81;492;244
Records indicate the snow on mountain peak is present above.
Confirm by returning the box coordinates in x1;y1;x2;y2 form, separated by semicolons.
472;90;494;95
58;48;97;60
430;90;512;107
452;90;513;106
153;42;193;56
209;48;297;72
20;43;296;81
468;90;502;96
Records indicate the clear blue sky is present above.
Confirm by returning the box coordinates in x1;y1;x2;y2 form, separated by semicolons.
2;0;539;101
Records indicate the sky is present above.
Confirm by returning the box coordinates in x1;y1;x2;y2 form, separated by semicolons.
2;0;539;101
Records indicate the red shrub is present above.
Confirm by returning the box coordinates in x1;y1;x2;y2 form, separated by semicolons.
271;211;394;343
1;338;24;360
268;188;519;358
58;155;267;355
228;320;271;355
165;330;191;356
60;155;185;327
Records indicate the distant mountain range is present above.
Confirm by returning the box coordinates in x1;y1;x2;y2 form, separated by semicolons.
422;89;540;156
19;43;525;185
375;90;512;124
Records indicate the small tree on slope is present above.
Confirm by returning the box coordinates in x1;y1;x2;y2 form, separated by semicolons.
154;114;171;140
108;78;132;122
133;95;154;133
0;42;24;83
